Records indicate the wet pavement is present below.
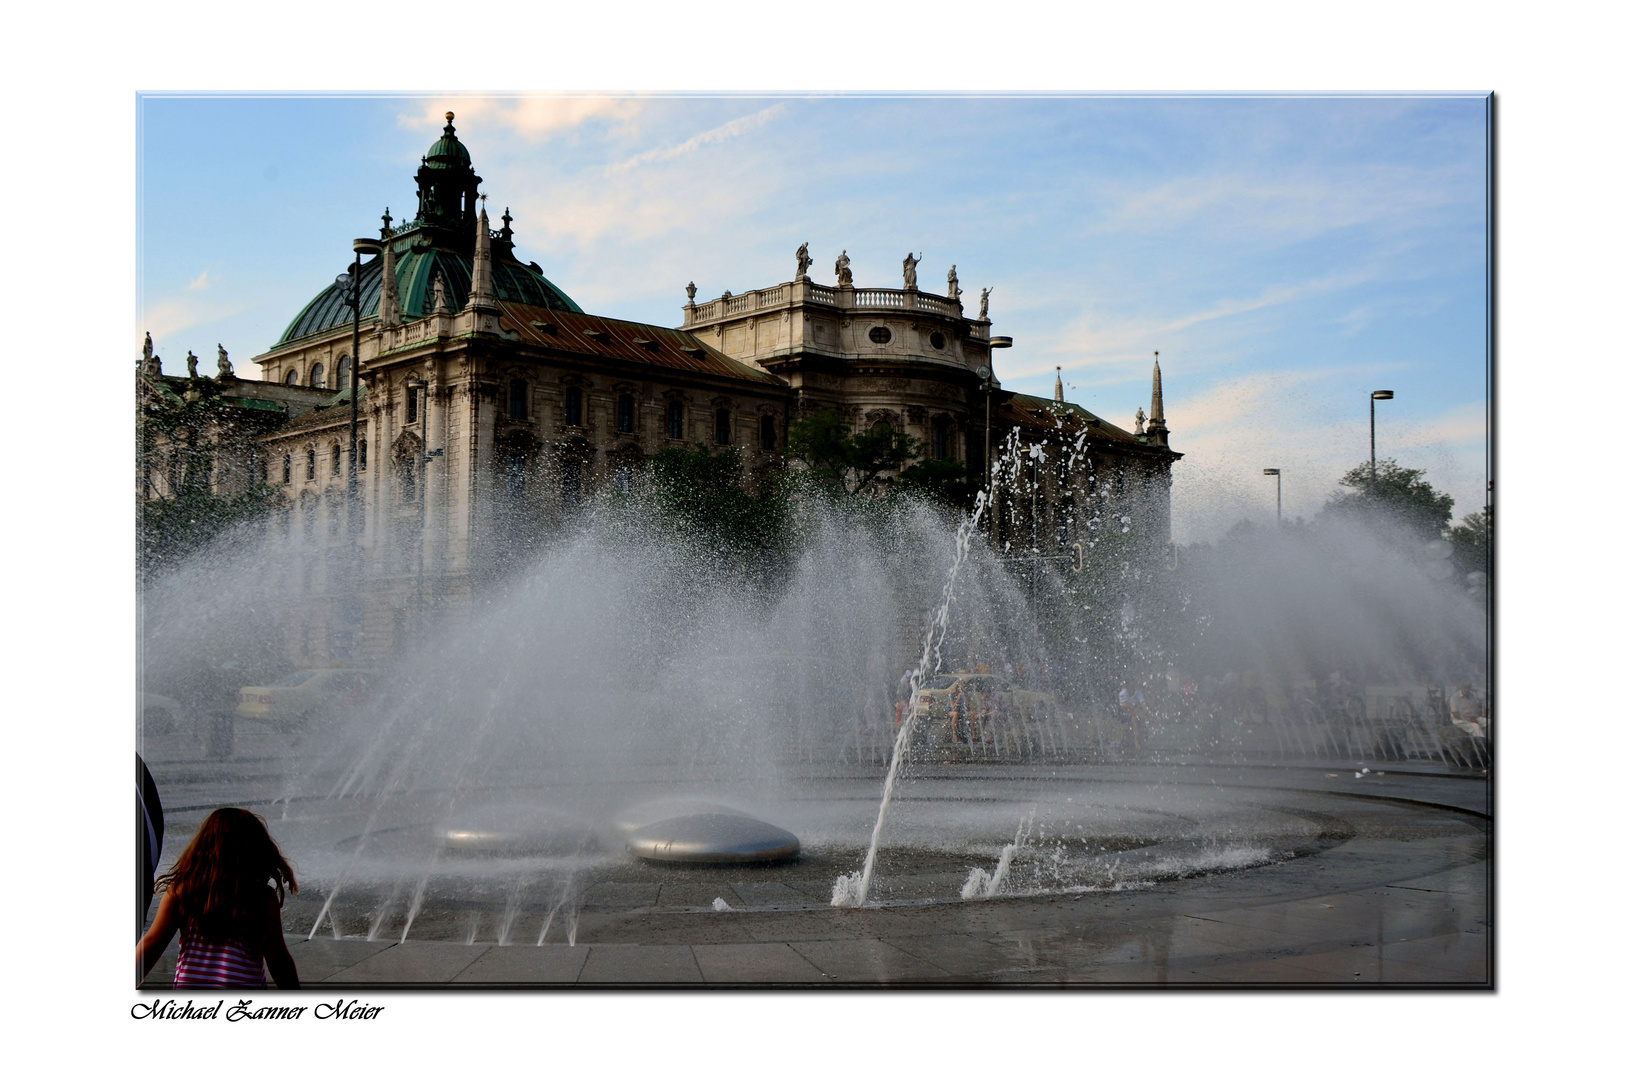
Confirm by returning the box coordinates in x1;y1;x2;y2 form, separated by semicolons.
138;742;1490;987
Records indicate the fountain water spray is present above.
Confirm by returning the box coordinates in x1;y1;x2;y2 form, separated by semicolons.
833;491;988;907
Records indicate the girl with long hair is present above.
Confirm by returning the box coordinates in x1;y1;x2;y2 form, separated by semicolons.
136;807;300;988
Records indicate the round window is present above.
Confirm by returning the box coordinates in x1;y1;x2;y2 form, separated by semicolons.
929;331;946;350
868;326;892;345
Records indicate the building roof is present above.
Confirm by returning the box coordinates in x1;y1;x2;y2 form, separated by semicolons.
496;301;788;388
996;392;1155;450
277;243;581;347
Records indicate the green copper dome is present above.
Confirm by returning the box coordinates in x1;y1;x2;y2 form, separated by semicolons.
423;112;472;170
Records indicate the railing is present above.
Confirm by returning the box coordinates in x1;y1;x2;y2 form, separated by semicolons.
687;282;967;325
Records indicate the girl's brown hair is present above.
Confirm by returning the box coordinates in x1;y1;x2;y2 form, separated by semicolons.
154;808;298;945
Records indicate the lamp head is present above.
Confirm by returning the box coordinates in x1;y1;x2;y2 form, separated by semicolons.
1371;390;1394;400
353;238;383;256
989;336;1013;349
1263;468;1280;476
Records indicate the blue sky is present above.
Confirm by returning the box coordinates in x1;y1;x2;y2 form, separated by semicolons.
139;94;1488;542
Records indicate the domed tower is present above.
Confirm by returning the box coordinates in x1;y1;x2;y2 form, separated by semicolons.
412;112;483;247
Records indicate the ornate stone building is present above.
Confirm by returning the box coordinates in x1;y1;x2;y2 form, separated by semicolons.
138;115;1180;667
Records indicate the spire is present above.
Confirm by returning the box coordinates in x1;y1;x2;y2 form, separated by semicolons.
466;197;496;312
1150;351;1164;422
1054;366;1063;403
1147;350;1169;446
379;229;400;327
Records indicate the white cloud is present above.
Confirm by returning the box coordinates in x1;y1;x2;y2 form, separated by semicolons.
609;104;787;173
398;96;643;142
185;270;211;291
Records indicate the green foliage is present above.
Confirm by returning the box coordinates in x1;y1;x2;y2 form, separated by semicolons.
784;410;921;496
1321;457;1455;541
1449;506;1490;574
647;443;788;554
139;485;284;578
138;383;285;579
895;457;978;509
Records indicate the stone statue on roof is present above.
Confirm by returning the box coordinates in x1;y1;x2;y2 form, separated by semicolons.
835;250;852;286
978;287;991;321
795;242;812;281
685;281;697;302
216;344;234;380
1135;406;1146;435
431;270;450;314
185;350;199;379
902;252;920;290
946;264;961;302
141;333;162;375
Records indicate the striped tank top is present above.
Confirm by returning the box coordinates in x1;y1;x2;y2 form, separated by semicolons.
174;924;266;988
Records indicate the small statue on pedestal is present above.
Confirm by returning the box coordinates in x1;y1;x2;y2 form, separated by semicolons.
835;250;852;287
185;351;199;379
902;252;920;290
1135;407;1146;435
795;242;812;281
216;344;234;379
978;287;992;321
946;265;961;302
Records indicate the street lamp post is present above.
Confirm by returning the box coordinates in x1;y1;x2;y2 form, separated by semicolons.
1369;390;1394;494
983;336;1013;547
1263;468;1281;524
339;238;382;535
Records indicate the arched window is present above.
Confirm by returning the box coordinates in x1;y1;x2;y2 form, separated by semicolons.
564;386;582;427
285;369;299;386
508;379;527;420
759;414;776;451
305;447;316;481
359;440;368;472
715;408;731;445
616;394;634;434
309;362;325;389
932;418;949;461
666;401;683;440
330;442;341;476
406;385;419;424
282;454;292;485
336;355;351;389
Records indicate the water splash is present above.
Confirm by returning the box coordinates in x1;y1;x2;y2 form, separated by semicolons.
834;490;987;907
961;810;1034;900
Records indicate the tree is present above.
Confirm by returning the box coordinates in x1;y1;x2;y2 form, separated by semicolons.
1320;458;1454;541
895;457;978;509
785;410;922;497
646;443;787;554
138;386;283;579
1449;506;1490;574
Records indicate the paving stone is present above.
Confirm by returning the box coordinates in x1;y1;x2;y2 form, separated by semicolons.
692;942;833;984
789;938;954;983
287;938;397;983
581;882;662;910
322;941;488;983
882;933;1034;978
451;945;591;984
578;944;703;983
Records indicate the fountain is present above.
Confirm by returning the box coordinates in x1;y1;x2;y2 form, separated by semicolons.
137;434;1487;974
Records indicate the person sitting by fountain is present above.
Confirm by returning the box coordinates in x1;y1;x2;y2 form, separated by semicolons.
136;807;300;989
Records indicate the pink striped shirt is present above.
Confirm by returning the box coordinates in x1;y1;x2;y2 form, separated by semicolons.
173;925;266;988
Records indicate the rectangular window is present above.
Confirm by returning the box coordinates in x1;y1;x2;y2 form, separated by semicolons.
760;415;776;452
616;394;634;434
666;402;683;440
932;422;947;461
508;380;527;420
561;461;580;507
564;387;582;427
715;409;731;445
406;387;419;424
505;454;525;499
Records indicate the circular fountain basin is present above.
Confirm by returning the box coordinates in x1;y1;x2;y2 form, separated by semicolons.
435;802;595;856
626;812;801;864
